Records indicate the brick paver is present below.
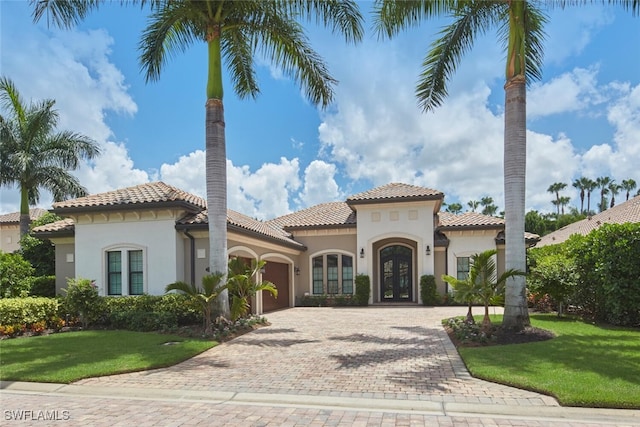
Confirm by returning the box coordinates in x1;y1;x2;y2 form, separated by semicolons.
4;307;638;426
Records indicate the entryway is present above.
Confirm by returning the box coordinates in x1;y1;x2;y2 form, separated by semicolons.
380;245;412;301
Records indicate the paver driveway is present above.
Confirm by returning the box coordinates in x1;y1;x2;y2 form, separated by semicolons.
74;306;557;406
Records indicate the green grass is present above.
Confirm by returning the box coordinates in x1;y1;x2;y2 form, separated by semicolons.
457;314;640;408
0;330;216;383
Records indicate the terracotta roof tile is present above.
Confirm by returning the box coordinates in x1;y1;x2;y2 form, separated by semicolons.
268;202;356;229
32;218;74;233
438;212;505;228
536;195;640;247
178;209;305;248
347;183;443;204
52;182;206;211
0;208;48;223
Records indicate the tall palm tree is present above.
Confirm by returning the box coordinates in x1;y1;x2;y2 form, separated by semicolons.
572;176;593;214
596;176;611;212
34;1;364;319
585;178;597;215
445;202;463;214
0;77;100;237
558;195;571;215
622;179;637;201
375;0;547;330
608;180;621;208
467;200;480;212
547;182;567;216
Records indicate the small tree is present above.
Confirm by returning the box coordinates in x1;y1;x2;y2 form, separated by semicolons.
441;273;476;324
62;278;101;328
166;273;226;336
227;257;277;321
528;252;577;316
0;251;34;298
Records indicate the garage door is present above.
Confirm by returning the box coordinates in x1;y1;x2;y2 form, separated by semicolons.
262;261;289;312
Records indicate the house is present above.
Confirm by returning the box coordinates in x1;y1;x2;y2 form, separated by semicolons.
535;194;640;247
34;182;538;313
0;208;47;253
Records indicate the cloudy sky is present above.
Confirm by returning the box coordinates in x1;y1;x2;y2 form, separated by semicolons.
1;1;639;219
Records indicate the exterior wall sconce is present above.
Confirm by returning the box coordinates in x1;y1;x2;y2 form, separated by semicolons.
360;248;365;258
425;245;431;256
294;266;300;276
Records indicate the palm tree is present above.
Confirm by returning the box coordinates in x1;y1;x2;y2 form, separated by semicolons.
558;196;571;215
572;177;593;214
375;0;546;331
467;200;480;212
585;178;597;215
227;257;277;321
480;196;498;216
608;181;621;208
34;1;364;319
596;176;611;212
547;182;567;216
166;273;226;336
445;202;463;214
622;179;637;201
0;77;100;237
441;272;477;324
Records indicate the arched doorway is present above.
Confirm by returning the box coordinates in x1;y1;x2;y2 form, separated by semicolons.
380;245;412;301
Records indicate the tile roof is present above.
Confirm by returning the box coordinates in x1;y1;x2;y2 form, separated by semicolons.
268;202;357;230
0;208;48;223
32;218;75;234
177;209;305;249
536;195;640;247
347;183;443;204
437;212;505;229
52;182;206;212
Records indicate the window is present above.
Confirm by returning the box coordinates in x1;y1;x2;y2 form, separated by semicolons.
311;253;354;295
457;257;470;281
128;250;144;295
106;248;145;296
107;251;122;295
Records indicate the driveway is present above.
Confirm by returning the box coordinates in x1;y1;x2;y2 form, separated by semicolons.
73;306;557;406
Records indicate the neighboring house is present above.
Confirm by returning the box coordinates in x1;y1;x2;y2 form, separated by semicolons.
0;208;47;253
34;182;538;313
536;194;640;247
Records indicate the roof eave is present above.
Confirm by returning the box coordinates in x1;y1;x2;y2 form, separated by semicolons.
52;201;203;215
347;194;444;206
283;223;356;231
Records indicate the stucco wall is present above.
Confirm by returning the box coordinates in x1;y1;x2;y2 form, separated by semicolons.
433;247;448;295
54;242;75;295
75;217;180;296
442;230;500;284
0;224;20;253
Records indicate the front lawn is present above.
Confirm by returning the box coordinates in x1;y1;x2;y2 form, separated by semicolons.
0;330;216;383
457;314;640;408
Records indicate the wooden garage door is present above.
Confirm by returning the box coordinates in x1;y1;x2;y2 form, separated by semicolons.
262;261;289;312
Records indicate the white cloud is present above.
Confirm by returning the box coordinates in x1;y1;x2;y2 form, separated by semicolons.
159;150;207;198
297;161;342;207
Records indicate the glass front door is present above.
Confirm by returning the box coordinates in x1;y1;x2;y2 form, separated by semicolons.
380;245;412;301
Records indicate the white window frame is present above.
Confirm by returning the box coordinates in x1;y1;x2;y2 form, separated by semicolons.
103;244;147;296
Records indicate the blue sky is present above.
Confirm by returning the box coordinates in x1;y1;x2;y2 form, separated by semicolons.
1;1;639;218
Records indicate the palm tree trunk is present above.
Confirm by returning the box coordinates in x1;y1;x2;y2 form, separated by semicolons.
206;98;230;319
19;184;31;237
502;76;530;331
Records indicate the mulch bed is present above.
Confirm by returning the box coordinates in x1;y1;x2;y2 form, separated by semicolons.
445;324;556;348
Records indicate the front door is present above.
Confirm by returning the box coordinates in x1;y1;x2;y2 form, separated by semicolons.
380;245;412;301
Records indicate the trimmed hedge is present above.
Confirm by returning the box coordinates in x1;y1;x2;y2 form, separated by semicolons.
31;276;56;297
355;274;370;306
420;275;441;306
0;297;59;328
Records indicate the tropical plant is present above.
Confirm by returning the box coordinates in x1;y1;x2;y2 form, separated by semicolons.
547;182;567;216
558;196;571;215
33;0;363;320
445;202;463;214
165;273;226;336
0;77;100;237
572;177;592;214
621;179;637;201
596;176;612;212
467;200;480;212
480;196;498;216
442;271;476;324
608;180;622;208
375;0;549;331
227;257;277;321
584;177;598;214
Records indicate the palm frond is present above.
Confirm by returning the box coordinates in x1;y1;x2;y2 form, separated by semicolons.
286;0;364;43
374;0;461;39
222;27;260;99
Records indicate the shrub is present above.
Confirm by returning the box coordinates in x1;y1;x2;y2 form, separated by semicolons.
31;275;56;297
0;297;60;333
62;278;102;328
109;310;178;332
570;223;640;326
420;275;440;306
299;294;329;307
354;274;370;306
528;250;577;316
0;251;35;298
